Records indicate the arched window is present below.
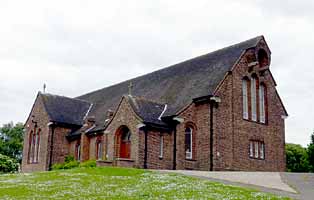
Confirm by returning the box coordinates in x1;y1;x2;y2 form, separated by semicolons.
242;78;249;120
159;134;164;158
96;139;103;160
28;128;41;163
258;49;269;68
33;129;40;163
28;131;34;163
259;84;267;123
251;76;258;121
75;142;81;161
185;127;193;159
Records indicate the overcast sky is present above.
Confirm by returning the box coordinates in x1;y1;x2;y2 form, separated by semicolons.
0;0;313;146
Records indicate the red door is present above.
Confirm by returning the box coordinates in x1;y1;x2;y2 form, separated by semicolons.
120;141;130;158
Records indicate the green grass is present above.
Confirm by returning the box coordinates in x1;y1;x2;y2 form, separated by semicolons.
0;167;291;200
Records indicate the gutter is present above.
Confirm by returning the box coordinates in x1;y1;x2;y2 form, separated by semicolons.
172;117;184;170
144;127;148;169
209;96;221;171
48;122;55;170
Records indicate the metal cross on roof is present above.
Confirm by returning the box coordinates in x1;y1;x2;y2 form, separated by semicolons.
43;83;46;93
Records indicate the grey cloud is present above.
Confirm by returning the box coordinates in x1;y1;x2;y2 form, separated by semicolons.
0;0;313;146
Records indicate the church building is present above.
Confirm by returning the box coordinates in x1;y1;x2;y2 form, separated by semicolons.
21;36;288;172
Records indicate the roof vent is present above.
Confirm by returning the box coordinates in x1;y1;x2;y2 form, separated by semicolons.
87;116;96;123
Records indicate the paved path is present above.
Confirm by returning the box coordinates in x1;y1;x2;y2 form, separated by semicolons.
281;173;314;200
159;170;313;200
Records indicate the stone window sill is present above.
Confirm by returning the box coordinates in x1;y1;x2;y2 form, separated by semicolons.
249;156;265;161
185;158;197;162
28;162;39;164
243;118;268;126
116;158;134;162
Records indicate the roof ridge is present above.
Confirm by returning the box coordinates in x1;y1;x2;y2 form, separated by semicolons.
40;92;92;104
131;95;165;105
77;35;263;99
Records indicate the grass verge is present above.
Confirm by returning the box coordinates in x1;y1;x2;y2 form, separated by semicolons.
0;167;291;200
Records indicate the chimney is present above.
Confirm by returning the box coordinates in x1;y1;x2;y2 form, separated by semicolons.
107;109;114;119
85;116;96;127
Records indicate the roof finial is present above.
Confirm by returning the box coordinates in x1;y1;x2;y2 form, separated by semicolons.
43;83;46;93
128;81;133;96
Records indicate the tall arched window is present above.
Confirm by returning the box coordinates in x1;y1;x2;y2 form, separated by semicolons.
75;142;81;161
251;76;257;121
28;131;34;163
28;128;41;163
185;127;193;159
242;78;249;120
33;129;40;163
258;49;269;68
96;139;103;160
259;84;267;123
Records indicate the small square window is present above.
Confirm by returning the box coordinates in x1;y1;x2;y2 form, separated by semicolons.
249;140;265;160
159;135;164;158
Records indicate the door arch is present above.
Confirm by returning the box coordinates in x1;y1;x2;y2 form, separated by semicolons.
115;126;131;159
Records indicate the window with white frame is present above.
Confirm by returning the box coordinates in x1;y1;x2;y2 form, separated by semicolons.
251;76;257;121
259;84;266;123
260;143;265;159
76;143;81;161
185;127;193;159
96;140;103;160
28;131;34;163
28;128;40;163
249;141;254;157
242;79;249;120
33;132;39;163
254;141;259;158
159;135;164;158
249;140;265;159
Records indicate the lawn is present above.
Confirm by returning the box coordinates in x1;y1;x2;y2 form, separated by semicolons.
0;167;291;200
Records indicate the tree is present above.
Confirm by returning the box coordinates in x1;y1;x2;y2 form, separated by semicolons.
0;154;19;173
286;143;309;172
307;132;314;172
0;122;24;163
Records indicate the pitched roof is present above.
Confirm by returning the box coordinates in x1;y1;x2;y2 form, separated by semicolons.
126;95;169;126
40;93;92;126
77;36;264;130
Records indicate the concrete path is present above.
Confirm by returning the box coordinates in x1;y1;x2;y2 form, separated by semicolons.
159;170;314;200
281;173;314;200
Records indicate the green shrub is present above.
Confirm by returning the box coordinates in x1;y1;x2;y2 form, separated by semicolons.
0;154;18;173
51;155;79;170
65;155;75;163
80;160;96;168
51;163;64;170
63;161;79;169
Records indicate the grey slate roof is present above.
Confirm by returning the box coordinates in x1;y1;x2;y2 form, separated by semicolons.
77;36;264;131
40;93;92;126
126;95;169;126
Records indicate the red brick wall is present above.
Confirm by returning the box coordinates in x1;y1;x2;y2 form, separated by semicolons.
50;126;71;165
22;94;51;172
104;97;142;168
89;135;104;160
176;103;211;170
22;94;78;172
138;130;173;169
213;39;286;171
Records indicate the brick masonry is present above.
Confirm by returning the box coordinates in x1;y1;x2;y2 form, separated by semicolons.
22;94;51;172
22;38;286;172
